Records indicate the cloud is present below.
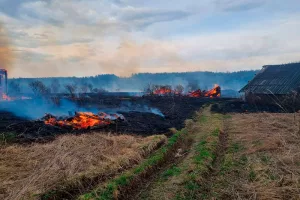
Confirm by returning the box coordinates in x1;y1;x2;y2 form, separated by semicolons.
215;0;267;12
119;7;191;29
0;0;300;78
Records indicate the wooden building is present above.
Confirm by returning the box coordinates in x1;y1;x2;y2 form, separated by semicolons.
240;63;300;108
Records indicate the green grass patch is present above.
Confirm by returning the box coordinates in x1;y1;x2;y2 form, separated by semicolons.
0;132;17;144
260;154;271;164
228;142;244;153
199;115;208;123
162;165;181;179
239;155;248;165
248;170;257;182
266;169;279;181
220;154;248;175
181;128;220;199
224;115;232;119
212;128;220;136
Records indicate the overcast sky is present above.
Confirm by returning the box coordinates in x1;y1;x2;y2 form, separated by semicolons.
0;0;300;77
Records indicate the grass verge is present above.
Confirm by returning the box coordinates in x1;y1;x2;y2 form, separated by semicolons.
176;128;220;200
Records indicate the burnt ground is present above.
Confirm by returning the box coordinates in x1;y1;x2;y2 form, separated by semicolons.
3;96;288;143
210;99;289;113
0;96;229;143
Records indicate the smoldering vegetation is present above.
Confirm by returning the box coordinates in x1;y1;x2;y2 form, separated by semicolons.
0;96;226;143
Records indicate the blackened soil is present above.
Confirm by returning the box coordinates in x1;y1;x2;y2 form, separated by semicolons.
0;96;229;143
210;99;287;113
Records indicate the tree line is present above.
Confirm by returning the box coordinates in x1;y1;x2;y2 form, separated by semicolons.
7;70;258;95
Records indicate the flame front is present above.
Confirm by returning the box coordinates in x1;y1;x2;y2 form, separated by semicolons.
188;84;221;98
44;112;124;130
204;84;221;98
153;88;173;95
189;89;202;97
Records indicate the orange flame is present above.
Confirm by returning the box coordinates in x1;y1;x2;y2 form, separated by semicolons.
188;84;221;98
44;112;124;130
1;93;11;101
153;88;173;95
204;84;221;98
189;89;202;97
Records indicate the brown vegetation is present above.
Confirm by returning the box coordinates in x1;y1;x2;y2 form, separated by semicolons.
214;112;300;199
0;132;166;200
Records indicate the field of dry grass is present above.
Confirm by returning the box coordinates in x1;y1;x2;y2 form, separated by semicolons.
0;132;167;200
213;112;300;199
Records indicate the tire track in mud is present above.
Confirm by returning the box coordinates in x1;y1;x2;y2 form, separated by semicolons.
126;135;194;200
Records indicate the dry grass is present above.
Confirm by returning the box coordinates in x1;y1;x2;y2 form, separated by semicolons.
0;132;167;200
223;113;300;200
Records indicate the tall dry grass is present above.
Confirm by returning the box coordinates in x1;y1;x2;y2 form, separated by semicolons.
226;113;300;199
0;132;166;200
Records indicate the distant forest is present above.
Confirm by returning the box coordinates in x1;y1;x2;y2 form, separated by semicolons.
8;70;258;95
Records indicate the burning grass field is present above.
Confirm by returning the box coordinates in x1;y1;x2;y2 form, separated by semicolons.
0;132;167;200
0;96;225;143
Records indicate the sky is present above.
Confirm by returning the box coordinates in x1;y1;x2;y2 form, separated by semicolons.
0;0;300;78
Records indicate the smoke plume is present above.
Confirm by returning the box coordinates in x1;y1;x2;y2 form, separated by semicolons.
0;22;13;71
98;38;184;77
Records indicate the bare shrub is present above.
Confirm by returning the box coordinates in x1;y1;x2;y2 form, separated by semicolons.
64;84;77;97
50;79;61;94
87;83;93;93
29;80;50;97
8;80;21;95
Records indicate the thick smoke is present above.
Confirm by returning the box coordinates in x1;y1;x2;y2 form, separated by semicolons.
0;98;164;119
0;22;13;71
0;99;97;119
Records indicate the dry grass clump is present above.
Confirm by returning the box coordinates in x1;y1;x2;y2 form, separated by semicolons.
225;113;300;199
0;132;166;200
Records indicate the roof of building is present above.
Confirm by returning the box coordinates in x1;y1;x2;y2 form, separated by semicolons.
240;63;300;94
